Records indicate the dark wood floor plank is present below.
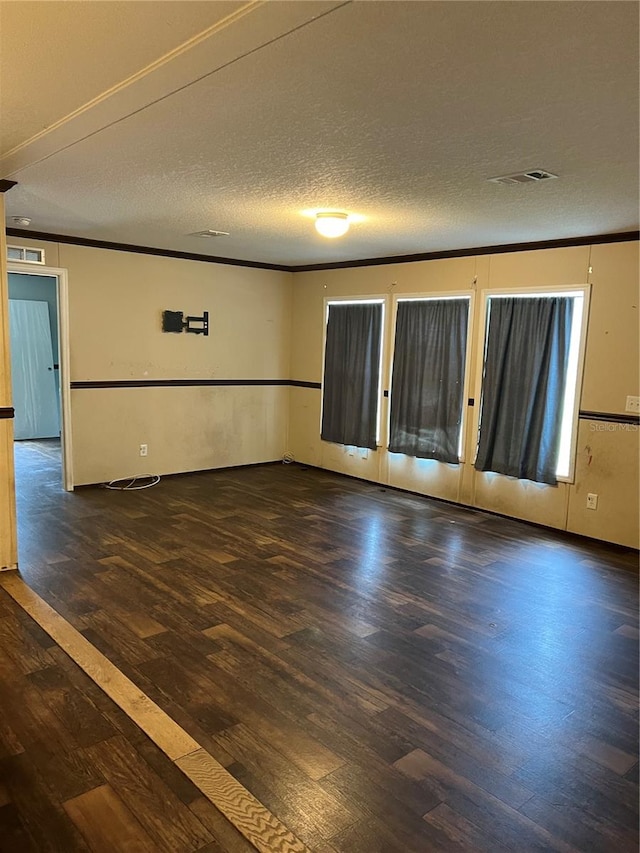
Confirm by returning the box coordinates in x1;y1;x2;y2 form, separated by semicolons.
0;608;55;674
423;801;513;852
519;792;637;853
512;739;639;834
0;803;40;853
393;746;584;852
1;752;91;852
383;706;534;808
26;665;117;750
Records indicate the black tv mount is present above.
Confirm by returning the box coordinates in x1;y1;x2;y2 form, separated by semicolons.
162;310;209;336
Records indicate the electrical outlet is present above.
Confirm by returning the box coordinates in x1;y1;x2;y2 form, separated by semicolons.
625;396;640;413
586;493;598;510
139;443;148;457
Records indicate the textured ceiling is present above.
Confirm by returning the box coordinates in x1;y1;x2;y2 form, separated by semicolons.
0;0;244;153
1;0;638;266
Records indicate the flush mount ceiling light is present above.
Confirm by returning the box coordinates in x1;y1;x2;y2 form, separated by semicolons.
315;211;350;238
12;216;32;227
188;229;230;238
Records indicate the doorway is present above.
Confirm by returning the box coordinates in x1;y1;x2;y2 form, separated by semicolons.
7;266;72;491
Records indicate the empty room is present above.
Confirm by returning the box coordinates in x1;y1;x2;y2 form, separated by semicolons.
0;2;638;851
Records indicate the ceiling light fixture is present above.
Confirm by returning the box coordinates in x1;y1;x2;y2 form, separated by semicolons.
315;212;350;239
189;229;230;238
12;216;32;227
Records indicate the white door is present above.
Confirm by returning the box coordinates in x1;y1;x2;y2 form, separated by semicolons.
9;299;60;440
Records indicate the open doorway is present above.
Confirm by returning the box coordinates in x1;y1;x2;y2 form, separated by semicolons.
7;265;72;493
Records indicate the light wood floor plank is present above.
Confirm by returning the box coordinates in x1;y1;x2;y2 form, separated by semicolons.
176;748;310;853
63;784;158;852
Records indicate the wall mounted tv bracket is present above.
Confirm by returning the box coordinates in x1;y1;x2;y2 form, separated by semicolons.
162;310;209;336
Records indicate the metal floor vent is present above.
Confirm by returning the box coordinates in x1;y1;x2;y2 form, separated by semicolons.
489;169;558;186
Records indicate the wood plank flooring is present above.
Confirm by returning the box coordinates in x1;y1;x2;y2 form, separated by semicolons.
0;585;256;853
0;574;309;853
8;440;640;851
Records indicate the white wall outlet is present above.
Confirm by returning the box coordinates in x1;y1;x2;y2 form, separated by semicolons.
139;443;148;457
586;493;598;510
625;395;640;413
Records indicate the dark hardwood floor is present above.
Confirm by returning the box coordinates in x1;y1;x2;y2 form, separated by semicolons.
7;441;639;851
0;583;256;852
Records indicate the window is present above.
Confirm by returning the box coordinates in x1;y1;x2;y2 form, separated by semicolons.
7;245;45;265
389;297;470;463
475;289;588;485
321;300;384;450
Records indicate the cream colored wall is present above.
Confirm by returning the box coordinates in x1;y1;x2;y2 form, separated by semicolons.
8;237;293;486
71;384;289;485
289;241;639;549
0;198;18;569
567;241;639;546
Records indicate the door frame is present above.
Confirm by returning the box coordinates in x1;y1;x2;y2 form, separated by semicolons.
8;264;73;491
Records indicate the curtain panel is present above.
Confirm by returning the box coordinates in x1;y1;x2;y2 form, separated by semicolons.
321;302;382;450
389;299;469;463
475;296;574;485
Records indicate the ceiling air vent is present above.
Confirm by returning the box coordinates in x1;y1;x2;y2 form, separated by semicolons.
189;229;230;238
7;245;45;265
489;169;558;186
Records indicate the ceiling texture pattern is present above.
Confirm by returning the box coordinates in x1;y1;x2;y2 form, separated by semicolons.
1;0;638;266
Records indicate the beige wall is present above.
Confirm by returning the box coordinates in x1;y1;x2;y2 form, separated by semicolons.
289;241;639;548
8;237;293;486
0;197;18;569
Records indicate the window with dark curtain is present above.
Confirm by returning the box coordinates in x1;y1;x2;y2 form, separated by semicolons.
475;296;574;485
388;298;469;463
321;302;382;450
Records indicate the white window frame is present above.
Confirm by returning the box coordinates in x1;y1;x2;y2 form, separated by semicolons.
388;291;475;463
7;245;45;265
473;284;591;484
320;296;387;447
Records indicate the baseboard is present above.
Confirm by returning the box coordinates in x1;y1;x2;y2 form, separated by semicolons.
73;458;285;489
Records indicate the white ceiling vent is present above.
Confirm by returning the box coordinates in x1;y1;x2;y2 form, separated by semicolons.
489;169;558;186
7;245;45;265
189;229;230;238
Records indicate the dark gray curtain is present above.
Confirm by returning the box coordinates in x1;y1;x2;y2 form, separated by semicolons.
389;299;468;463
475;296;574;485
321;302;382;450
